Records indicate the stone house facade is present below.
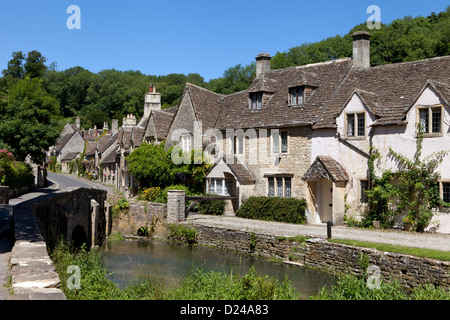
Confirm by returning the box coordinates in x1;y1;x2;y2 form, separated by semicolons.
161;32;450;232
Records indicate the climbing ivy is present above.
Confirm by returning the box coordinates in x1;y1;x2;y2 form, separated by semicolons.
365;126;448;232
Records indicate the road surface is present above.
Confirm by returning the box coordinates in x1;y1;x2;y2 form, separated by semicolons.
47;172;114;194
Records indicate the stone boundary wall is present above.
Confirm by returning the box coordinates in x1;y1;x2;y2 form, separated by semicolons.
192;224;450;289
306;240;450;289
108;195;167;237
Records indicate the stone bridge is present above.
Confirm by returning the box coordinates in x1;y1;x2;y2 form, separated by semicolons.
3;187;111;300
31;187;111;249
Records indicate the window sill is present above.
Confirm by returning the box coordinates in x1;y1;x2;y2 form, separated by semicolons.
419;133;444;138
344;136;366;141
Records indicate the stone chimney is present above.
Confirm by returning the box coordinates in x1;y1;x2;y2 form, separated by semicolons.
123;114;137;128
255;53;271;78
111;119;119;134
144;83;161;117
352;31;372;68
75;116;80;130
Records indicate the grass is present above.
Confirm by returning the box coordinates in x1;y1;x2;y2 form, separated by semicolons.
329;238;450;261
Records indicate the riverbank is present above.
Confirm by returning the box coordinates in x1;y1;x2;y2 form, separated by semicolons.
184;215;450;289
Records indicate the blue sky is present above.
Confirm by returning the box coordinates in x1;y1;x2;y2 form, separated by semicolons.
0;0;448;81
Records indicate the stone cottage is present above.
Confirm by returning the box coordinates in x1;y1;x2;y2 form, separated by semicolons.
163;32;449;231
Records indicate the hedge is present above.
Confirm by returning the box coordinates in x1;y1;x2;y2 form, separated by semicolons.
235;196;307;224
198;194;225;215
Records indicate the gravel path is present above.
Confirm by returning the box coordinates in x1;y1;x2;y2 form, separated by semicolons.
186;214;450;252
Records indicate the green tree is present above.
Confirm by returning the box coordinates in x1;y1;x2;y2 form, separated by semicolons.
24;50;47;78
127;142;211;191
0;77;62;163
208;63;256;95
2;51;25;79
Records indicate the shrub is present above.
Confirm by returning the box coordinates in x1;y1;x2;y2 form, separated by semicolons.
167;224;197;244
139;187;162;202
236;197;307;224
198;194;225;215
0;148;33;188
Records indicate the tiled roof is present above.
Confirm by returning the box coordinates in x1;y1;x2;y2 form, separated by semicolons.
302;156;348;182
85;141;97;156
54;132;76;153
313;56;450;129
185;83;225;132
97;134;117;154
101;149;117;164
215;58;354;130
145;107;178;140
223;155;256;184
61;152;79;161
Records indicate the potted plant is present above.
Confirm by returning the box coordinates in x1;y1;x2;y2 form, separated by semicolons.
402;216;414;231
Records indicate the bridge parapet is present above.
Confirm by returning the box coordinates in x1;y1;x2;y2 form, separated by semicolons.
8;187;109;300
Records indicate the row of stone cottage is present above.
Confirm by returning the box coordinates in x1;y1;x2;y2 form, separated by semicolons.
49;32;450;233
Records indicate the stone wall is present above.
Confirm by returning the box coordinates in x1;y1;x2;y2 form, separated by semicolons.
192;224;450;289
305;239;450;289
0;186;9;204
108;194;167;237
194;225;306;261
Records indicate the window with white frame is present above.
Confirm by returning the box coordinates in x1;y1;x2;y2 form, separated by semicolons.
250;92;263;110
289;87;304;106
267;176;292;198
207;178;233;196
231;135;244;155
418;105;443;135
272;131;289;154
346;113;365;138
181;134;191;153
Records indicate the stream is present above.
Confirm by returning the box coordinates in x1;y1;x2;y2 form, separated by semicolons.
102;239;337;298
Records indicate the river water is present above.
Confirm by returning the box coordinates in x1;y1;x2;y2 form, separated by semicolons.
102;239;337;298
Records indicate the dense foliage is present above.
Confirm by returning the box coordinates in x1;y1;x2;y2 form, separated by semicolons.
126;142;211;192
236;197;307;224
0;148;33;189
198;195;226;216
271;7;449;69
0;77;62;163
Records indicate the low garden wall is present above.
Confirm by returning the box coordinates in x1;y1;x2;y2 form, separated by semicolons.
108;195;167;237
192;224;450;289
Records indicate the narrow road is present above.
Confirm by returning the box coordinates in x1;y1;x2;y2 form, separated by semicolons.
47;172;114;194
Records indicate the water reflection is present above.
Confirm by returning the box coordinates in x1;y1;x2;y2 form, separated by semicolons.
102;239;337;298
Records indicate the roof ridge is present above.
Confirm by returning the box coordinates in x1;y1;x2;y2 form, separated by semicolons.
363;55;450;71
186;82;226;97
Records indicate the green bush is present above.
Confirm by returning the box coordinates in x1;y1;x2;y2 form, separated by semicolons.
156;184;193;203
236;197;307;224
167;224;197;244
198;194;225;215
0;149;33;189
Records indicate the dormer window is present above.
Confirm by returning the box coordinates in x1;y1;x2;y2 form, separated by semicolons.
417;105;443;136
346;113;366;138
250;92;263;110
289;87;304;106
